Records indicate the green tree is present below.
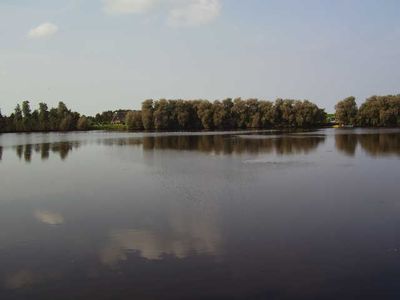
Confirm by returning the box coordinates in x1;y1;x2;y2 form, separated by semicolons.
0;109;5;132
259;101;274;128
232;98;249;129
59;115;73;131
49;108;59;130
195;100;214;130
141;99;154;130
358;95;400;127
153;99;171;130
246;99;261;128
126;111;143;130
176;100;192;129
335;96;358;125
77;116;89;130
21;101;32;131
13;104;23;131
57;101;69;117
38;102;49;130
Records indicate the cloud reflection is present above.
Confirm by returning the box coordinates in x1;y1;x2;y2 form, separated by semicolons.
34;210;64;225
4;270;36;289
100;228;217;265
100;202;221;266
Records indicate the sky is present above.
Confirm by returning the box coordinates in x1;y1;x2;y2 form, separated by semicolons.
1;0;400;115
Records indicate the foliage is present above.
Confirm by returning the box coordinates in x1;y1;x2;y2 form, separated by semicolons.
334;95;400;127
358;95;400;127
140;98;326;131
125;111;143;130
0;101;86;133
77;116;89;130
335;96;358;125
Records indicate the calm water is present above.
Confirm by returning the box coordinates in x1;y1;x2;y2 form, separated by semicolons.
0;128;400;299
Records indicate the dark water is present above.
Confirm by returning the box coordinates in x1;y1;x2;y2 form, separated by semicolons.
0;128;400;300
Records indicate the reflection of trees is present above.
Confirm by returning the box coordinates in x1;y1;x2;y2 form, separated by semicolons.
272;137;324;155
102;135;325;155
51;142;80;160
0;146;2;161
335;135;358;156
358;133;400;157
40;143;50;160
13;142;81;162
16;145;23;159
24;144;32;162
335;133;400;157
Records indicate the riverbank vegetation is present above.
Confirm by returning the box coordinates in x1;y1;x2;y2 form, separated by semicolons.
127;98;326;131
0;98;326;133
335;95;400;127
1;94;399;133
0;101;89;133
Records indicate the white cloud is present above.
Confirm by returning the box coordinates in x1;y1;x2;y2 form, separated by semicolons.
28;23;58;39
103;0;158;14
102;0;222;27
167;0;221;27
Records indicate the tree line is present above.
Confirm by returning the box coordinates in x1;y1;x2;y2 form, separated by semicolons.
125;98;327;131
0;101;89;132
2;94;399;133
335;95;400;127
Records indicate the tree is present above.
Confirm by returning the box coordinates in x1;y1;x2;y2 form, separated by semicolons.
126;111;143;130
0;109;5;132
335;96;358;125
358;95;400;127
195;100;214;130
259;101;274;128
232;98;249;129
57;101;69;118
14;104;23;131
176;100;192;129
49;108;59;130
21;101;32;131
95;110;114;124
153;99;171;130
212;100;226;129
141;99;154;130
77;116;89;130
59;115;73;131
38;102;49;131
246;99;261;128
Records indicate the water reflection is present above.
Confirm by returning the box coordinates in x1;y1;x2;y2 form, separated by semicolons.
4;270;36;290
358;133;400;157
335;134;358;156
1;129;400;299
102;134;326;155
100;229;196;264
3;134;327;162
335;132;400;157
11;142;81;162
100;200;221;265
2;131;400;163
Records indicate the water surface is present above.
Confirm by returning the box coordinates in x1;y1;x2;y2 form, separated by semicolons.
0;128;400;299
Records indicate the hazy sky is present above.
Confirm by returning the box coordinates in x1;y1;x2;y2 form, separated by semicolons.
1;0;400;115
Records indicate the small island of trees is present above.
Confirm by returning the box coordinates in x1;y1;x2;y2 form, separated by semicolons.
335;95;400;127
0;94;399;133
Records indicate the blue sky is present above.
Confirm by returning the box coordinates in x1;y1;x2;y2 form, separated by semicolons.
1;0;399;115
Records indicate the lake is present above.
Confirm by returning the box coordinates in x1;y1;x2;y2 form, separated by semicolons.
0;128;400;299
